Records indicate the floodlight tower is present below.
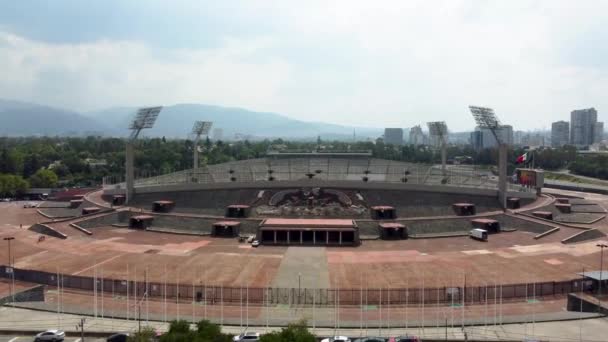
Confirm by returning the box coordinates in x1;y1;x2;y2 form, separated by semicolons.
427;121;448;177
469;106;507;209
125;106;162;204
191;121;213;169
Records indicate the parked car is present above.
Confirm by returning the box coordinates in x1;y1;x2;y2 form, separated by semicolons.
107;332;130;342
469;228;488;241
390;336;421;342
23;202;37;208
251;240;260;247
321;336;351;342
233;332;260;341
34;329;65;341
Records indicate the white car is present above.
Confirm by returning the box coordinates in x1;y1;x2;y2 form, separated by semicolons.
233;332;260;341
35;329;65;341
23;202;37;208
251;240;260;247
322;336;351;342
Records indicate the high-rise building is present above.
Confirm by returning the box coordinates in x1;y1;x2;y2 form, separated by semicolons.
409;125;425;145
513;130;525;146
212;128;223;141
551;121;569;147
594;122;604;143
384;128;404;146
522;132;546;147
570;108;598;147
470;131;483;151
474;125;513;149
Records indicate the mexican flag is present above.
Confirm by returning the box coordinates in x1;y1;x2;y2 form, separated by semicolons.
515;152;533;164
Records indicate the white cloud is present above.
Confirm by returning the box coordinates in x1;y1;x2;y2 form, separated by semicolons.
1;0;608;131
0;31;292;114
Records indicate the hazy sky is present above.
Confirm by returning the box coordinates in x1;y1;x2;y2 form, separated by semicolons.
1;1;606;131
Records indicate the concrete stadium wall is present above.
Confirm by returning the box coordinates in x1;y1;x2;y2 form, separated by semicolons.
75;210;262;236
121;181;535;217
0;285;45;305
356;214;552;237
117;180;508;196
360;189;507;216
131;189;260;216
28;224;67;239
562;229;606;244
148;215;260;235
37;198;112;219
76;211;133;229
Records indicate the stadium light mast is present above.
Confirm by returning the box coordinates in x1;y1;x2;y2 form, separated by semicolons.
427;121;448;177
191;121;213;170
469;106;507;209
125;106;162;204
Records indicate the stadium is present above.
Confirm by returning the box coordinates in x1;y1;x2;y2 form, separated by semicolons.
3;140;608;339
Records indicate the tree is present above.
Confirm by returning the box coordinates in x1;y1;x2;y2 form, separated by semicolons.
157;320;232;342
0;174;29;198
259;320;315;342
128;326;157;342
28;168;58;188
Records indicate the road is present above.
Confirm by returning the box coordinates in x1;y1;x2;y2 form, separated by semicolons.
0;336;106;342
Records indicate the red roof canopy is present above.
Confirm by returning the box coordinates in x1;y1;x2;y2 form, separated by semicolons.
131;215;154;221
453;203;475;207
227;204;250;209
371;206;395;210
262;218;355;228
379;222;405;229
471;218;498;224
213;221;241;227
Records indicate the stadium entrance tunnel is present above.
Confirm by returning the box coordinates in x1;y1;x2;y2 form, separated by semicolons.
259;218;359;246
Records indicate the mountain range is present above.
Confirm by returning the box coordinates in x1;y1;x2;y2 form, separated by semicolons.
0;99;383;140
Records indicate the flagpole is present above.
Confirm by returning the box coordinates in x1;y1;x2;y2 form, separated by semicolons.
126;263;130;321
405;277;408;331
461;272;465;330
164;264;167;323
422;272;425;333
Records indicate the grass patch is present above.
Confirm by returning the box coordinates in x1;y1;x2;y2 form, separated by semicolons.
545;172;608;186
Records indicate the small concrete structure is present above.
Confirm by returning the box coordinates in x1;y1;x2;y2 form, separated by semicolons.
556;198;570;204
81;207;101;215
378;222;407;240
471;218;501;233
73;194;85;200
69;199;83;209
370;205;396;220
452;203;476;216
533;211;553;220
555;202;572;213
129;215;154;229
112;195;126;206
259;218;358;246
507;197;521;209
226;204;251;218
212;221;241;237
153;200;175;213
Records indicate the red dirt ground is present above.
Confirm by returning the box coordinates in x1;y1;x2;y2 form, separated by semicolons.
0;192;606;291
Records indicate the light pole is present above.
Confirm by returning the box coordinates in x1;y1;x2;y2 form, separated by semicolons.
4;237;15;301
298;272;302;304
597;243;607;297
